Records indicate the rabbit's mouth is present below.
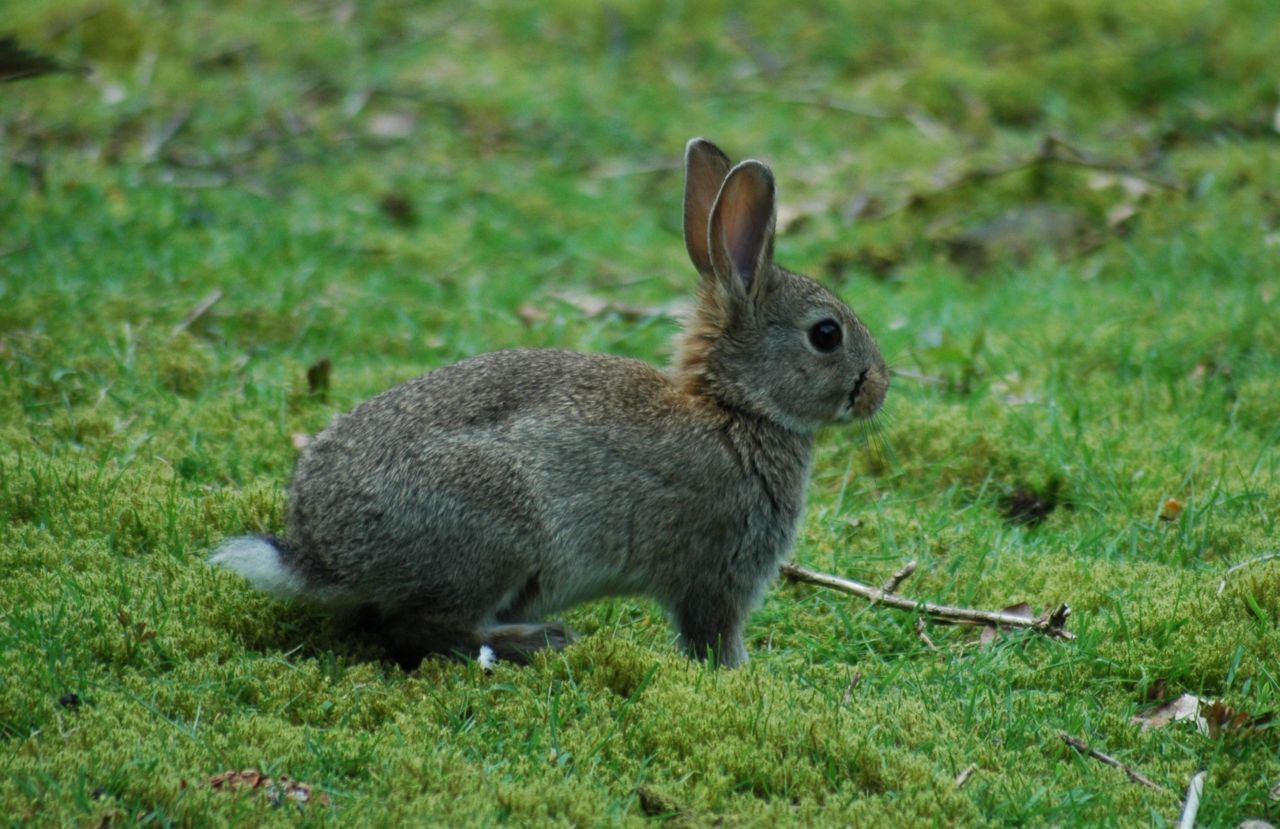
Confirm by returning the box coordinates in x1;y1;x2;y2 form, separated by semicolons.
842;364;889;421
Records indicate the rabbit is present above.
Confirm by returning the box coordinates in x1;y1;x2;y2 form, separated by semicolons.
212;138;889;669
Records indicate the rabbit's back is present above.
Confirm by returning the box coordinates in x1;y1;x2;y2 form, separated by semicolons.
286;349;808;617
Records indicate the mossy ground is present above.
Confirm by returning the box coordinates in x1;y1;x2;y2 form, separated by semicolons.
2;1;1278;826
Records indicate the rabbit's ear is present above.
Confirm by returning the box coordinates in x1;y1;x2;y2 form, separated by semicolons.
709;160;776;300
683;138;733;279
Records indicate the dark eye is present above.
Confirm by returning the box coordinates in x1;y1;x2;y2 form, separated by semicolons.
808;319;843;352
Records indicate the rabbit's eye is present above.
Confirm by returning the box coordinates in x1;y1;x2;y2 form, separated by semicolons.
808;319;843;352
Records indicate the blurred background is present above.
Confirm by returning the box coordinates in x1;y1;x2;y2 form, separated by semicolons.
5;1;1277;335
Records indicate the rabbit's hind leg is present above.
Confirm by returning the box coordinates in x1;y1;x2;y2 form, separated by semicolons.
359;603;576;668
480;622;578;665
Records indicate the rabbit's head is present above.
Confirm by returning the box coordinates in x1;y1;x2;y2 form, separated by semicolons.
675;139;888;433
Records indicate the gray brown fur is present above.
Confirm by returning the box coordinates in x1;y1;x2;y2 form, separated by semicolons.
212;138;888;668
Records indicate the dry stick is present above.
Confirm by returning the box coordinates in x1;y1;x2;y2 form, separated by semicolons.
779;563;1074;639
774;95;946;142
914;617;938;651
170;288;223;338
883;559;919;593
1216;552;1280;595
1178;771;1207;829
142;107;194;163
1058;733;1169;795
890;367;947;387
870;134;1184;222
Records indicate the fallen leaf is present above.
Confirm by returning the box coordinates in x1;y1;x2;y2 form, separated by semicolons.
1133;693;1203;731
378;193;417;227
1238;821;1276;829
636;786;683;818
0;37;69;82
1160;498;1182;522
367;112;415;139
207;769;331;808
1106;203;1138;230
841;193;886;222
841;671;862;704
517;303;548;325
290;433;311;450
1201;700;1272;739
306;358;331;397
1002;602;1033;619
999;484;1061;527
980;603;1034;646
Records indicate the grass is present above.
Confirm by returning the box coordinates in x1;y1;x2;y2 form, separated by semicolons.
2;0;1279;825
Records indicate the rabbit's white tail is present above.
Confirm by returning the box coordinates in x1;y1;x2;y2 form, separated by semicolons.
210;536;307;599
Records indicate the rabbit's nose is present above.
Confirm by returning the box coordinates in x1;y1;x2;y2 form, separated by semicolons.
849;369;868;405
849;365;888;418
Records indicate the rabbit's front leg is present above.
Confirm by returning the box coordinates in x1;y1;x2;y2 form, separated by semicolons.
674;590;750;668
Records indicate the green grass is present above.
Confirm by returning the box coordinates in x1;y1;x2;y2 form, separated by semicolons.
3;1;1279;825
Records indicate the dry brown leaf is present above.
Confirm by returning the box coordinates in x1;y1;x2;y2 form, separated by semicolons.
1160;498;1183;522
1107;203;1138;230
0;37;69;81
378;193;416;227
1201;700;1272;739
207;769;331;808
1133;693;1204;731
1002;602;1034;620
306;358;331;397
517;303;548;325
980;603;1035;646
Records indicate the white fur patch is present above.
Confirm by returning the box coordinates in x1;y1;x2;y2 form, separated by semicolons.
477;645;497;672
209;537;305;598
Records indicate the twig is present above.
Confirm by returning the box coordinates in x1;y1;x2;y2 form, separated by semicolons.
870;134;1183;222
779;562;1074;640
954;765;977;788
840;671;862;705
883;559;918;593
890;367;947;386
1058;733;1168;794
773;95;946;142
170;288;222;337
1177;771;1206;829
142;107;194;163
914;617;937;651
1216;553;1280;595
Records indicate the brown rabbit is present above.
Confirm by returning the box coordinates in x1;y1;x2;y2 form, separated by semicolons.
212;138;888;668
